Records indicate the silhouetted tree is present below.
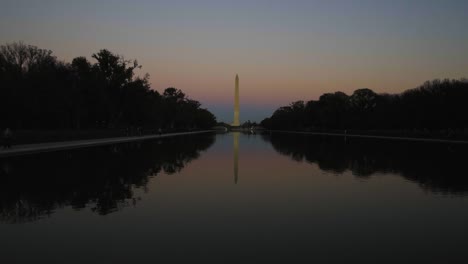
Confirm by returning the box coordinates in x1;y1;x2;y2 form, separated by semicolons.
262;79;468;135
0;42;217;132
348;88;377;128
314;92;349;128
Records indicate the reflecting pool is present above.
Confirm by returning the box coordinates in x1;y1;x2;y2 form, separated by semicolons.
1;132;468;263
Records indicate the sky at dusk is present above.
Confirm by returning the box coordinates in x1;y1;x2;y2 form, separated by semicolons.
1;0;467;122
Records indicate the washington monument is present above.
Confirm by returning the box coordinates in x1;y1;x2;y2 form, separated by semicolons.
233;74;240;126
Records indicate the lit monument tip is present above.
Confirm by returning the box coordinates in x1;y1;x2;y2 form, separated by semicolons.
233;74;240;126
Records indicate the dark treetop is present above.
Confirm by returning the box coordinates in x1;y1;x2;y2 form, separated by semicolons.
0;42;216;131
261;79;468;136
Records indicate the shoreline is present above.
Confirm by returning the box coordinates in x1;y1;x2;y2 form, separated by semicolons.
0;130;214;157
268;130;468;144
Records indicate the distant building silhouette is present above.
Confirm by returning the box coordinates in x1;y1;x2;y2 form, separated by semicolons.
233;74;240;126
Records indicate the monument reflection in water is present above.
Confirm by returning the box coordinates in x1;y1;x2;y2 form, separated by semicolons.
233;132;239;184
1;132;468;263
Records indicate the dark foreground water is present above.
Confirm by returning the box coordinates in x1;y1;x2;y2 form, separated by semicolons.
1;132;468;263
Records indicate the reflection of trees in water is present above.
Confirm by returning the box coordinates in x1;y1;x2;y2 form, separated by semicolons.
262;133;468;195
0;134;215;223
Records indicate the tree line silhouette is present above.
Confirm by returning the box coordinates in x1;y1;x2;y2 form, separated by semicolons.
261;79;468;136
0;42;216;130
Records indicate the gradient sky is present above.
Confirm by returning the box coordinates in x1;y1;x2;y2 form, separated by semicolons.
1;0;467;122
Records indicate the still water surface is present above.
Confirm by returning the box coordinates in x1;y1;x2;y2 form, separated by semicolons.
1;132;468;263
